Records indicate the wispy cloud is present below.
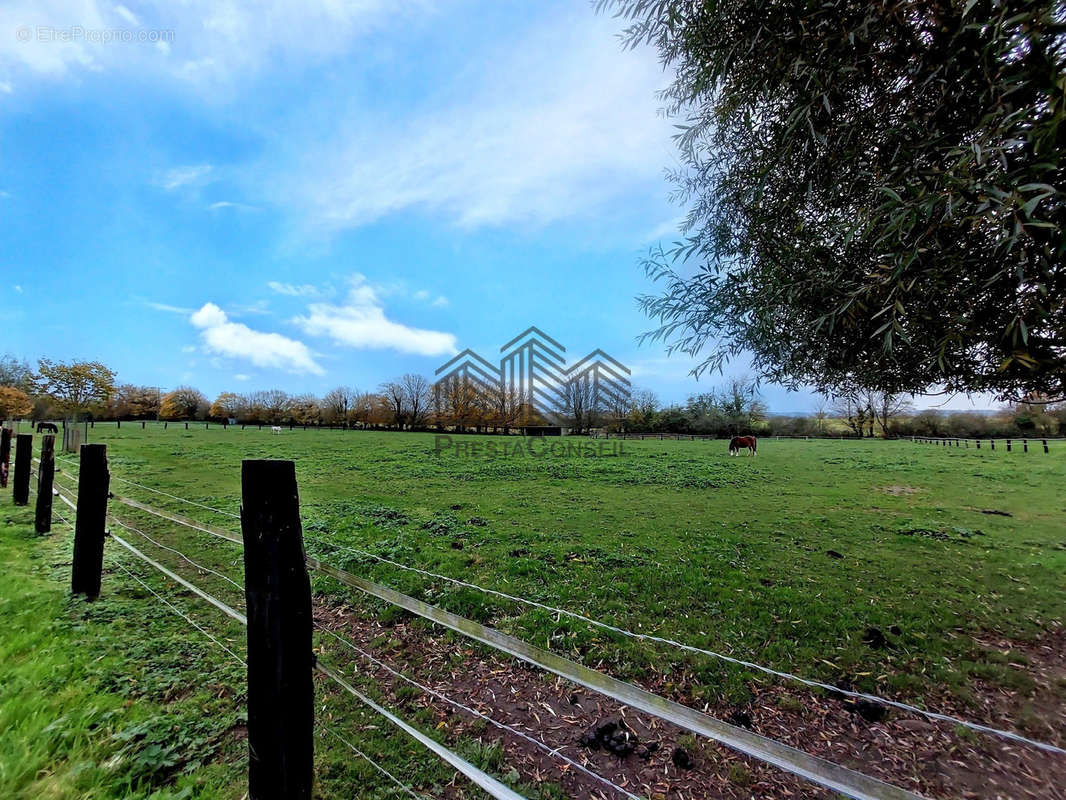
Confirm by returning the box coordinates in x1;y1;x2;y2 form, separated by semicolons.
146;300;195;314
160;164;213;191
284;12;670;231
114;4;139;26
268;281;327;298
0;1;410;89
208;200;259;212
293;276;456;356
190;302;323;374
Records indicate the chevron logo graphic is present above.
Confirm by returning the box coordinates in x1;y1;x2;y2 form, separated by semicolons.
434;326;631;420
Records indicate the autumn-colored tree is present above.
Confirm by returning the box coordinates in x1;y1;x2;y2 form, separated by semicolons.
0;354;34;393
160;386;208;420
36;359;116;417
321;386;358;426
110;384;161;420
0;386;32;418
289;393;321;425
351;392;376;428
209;392;243;421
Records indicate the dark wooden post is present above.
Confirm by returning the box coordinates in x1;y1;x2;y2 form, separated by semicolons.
241;460;313;800
185;422;189;430
1007;439;1012;452
0;426;11;488
12;433;31;505
1023;439;1028;453
976;440;981;449
35;435;55;533
991;439;995;450
1043;439;1049;454
164;422;168;429
72;444;110;600
116;419;121;429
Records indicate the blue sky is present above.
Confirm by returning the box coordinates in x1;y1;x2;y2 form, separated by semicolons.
0;1;993;412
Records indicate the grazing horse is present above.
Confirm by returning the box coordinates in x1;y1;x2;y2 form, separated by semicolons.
36;422;59;434
728;435;757;456
271;425;282;434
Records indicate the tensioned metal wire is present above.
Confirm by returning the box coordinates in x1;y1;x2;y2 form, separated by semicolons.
50;479;535;800
106;548;428;799
55;453;1063;758
316;624;642;800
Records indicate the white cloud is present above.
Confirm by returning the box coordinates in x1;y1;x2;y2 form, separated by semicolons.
431;296;449;308
0;0;419;90
642;216;688;244
208;200;259;211
190;301;323;374
412;289;430;301
146;300;194;314
113;4;138;26
293;277;456;356
268;281;324;298
0;81;12;94
286;12;671;231
234;373;251;381
180;345;196;353
160;164;213;191
13;284;23;293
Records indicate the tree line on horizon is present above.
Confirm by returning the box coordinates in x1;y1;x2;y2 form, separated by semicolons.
1;353;1063;438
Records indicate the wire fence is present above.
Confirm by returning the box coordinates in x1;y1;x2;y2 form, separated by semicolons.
15;446;1066;800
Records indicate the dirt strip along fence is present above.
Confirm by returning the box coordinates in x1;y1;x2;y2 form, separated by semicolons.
9;432;1066;800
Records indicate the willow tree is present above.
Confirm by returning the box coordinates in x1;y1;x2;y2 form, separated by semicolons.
604;0;1065;400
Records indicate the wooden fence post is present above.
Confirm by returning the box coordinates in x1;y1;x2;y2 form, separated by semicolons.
976;440;981;449
1007;439;1012;452
0;426;11;488
12;433;31;505
35;435;55;533
1043;439;1049;454
72;444;110;600
991;439;995;450
241;460;313;800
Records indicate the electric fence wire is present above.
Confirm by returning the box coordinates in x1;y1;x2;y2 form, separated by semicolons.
109;557;247;667
317;722;436;800
107;515;244;592
316;624;643;800
53;466;1066;757
303;538;1066;756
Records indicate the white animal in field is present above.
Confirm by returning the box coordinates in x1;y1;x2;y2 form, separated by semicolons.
271;426;282;434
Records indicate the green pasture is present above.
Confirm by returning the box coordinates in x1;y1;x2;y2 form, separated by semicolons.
3;423;1064;797
62;425;1066;699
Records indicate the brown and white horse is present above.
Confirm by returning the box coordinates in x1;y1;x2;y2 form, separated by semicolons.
728;435;757;456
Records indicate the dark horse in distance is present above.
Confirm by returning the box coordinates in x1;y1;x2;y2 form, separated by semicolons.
36;422;59;433
728;435;757;456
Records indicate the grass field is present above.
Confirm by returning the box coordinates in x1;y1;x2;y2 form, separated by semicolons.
4;424;1065;798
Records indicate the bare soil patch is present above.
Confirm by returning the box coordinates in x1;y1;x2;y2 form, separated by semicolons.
314;600;1066;800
